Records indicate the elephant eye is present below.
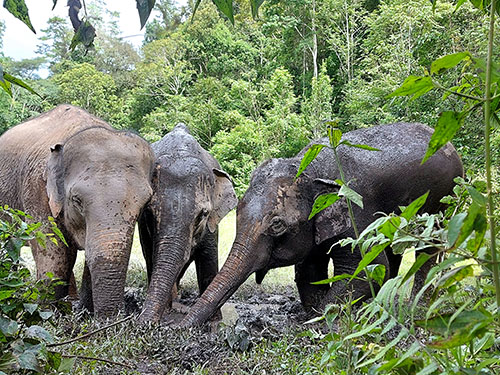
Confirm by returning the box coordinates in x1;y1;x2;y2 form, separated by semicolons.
268;216;287;237
71;195;84;212
195;209;210;226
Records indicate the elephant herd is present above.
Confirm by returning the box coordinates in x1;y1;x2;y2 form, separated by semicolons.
0;104;463;327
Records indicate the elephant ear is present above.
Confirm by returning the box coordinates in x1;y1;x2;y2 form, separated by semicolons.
208;168;238;233
46;144;65;218
312;178;351;245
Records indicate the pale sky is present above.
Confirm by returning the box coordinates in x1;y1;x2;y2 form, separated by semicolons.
0;0;149;61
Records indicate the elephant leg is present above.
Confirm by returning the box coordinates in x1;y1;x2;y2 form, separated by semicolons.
295;246;330;314
31;239;76;300
79;260;93;313
322;244;390;308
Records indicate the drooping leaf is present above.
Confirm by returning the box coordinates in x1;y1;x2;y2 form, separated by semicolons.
466;187;487;206
387;75;434;100
339;184;363;209
447;212;466;247
400;192;429;220
328;127;343;148
339;140;381;151
3;0;35;33
212;0;235;25
52;0;58;10
296;144;326;179
136;0;156;29
69;20;96;50
308;193;340;219
311;273;351;285
3;73;41;98
0;64;12;97
431;52;471;75
250;0;265;19
436;264;474;290
422;111;463;164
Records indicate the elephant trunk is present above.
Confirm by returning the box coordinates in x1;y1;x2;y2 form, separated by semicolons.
139;236;187;323
85;226;134;317
180;241;255;327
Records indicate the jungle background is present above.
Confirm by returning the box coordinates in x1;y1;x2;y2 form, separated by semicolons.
1;0;500;374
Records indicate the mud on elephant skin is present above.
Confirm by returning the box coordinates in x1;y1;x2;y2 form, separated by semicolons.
0;104;155;317
138;123;237;323
180;122;464;327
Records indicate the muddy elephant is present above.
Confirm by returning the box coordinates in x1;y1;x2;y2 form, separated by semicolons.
180;122;464;326
0;105;154;317
138;124;237;323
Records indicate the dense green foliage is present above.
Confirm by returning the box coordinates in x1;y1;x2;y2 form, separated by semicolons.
0;207;73;374
1;0;498;193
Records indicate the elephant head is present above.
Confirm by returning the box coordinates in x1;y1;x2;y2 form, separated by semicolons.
180;158;345;326
46;127;154;317
139;124;237;322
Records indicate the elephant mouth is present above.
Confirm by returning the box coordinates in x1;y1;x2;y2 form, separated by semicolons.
255;267;269;284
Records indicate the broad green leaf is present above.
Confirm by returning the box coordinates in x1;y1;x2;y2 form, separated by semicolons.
3;73;41;98
26;325;54;344
250;0;265;19
401;253;431;285
58;356;76;372
447;212;466;247
422;111;463;164
0;316;18;336
339;184;363;209
467;186;487;206
366;264;386;286
0;289;15;301
378;217;401;240
296;144;326;179
69;20;96;50
308;193;340;219
350;242;389;281
39;311;53;320
3;0;35;33
0;71;12;97
136;0;156;29
437;264;474;290
213;0;235;24
16;345;41;371
431;52;471;75
387;75;434;100
417;310;492;349
400;192;429;220
23;303;38;315
339;140;381;151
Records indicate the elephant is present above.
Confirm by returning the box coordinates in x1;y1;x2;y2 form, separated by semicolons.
180;122;464;327
0;104;155;317
138;123;237;323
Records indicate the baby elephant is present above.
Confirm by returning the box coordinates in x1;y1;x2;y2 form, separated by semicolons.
138;124;237;323
180;122;464;327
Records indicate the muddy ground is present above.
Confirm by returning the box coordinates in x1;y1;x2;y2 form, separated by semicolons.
115;284;321;374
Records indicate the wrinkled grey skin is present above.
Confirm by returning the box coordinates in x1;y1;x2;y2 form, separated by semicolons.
138;124;237;323
181;122;464;327
0;105;154;317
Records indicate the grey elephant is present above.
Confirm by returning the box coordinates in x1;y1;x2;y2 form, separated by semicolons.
180;122;464;327
138;124;237;323
0;105;154;317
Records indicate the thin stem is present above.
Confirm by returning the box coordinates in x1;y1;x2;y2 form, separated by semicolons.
48;315;133;348
62;354;133;369
434;81;483;102
484;0;500;311
333;147;376;298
